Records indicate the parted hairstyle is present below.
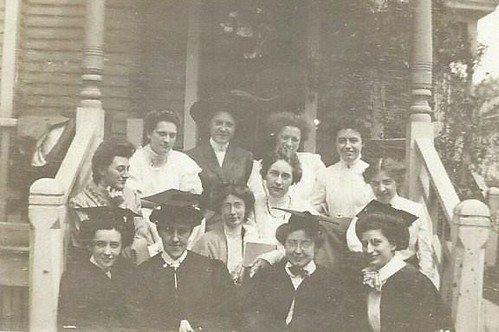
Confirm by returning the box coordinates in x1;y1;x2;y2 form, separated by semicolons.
91;139;135;184
212;183;255;221
79;218;134;249
143;110;180;145
355;212;410;251
276;214;324;249
260;149;303;185
267;111;313;143
363;157;406;187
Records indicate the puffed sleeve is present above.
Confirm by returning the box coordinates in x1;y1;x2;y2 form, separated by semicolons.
127;149;146;195
178;153;203;194
345;216;363;252
310;168;329;215
247;160;265;197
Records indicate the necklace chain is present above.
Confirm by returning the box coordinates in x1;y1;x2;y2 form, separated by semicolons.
266;196;291;219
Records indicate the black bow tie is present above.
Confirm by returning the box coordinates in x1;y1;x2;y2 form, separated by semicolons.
288;265;309;278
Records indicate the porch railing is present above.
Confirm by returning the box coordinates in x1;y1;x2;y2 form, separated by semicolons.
413;137;494;331
28;107;104;331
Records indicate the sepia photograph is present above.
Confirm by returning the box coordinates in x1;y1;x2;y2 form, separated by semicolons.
1;0;499;331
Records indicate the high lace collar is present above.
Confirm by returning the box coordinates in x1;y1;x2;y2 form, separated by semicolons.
143;144;169;167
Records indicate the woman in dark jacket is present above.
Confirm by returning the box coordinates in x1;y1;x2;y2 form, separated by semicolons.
186;92;255;217
243;212;345;331
58;207;134;331
346;207;452;332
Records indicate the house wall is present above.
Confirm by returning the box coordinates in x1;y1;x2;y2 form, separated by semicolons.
16;0;142;138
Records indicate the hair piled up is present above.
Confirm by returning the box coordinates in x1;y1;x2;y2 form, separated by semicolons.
267;112;313;142
91;139;135;184
143;110;180;145
355;212;410;250
260;149;303;185
363;157;406;187
212;183;255;221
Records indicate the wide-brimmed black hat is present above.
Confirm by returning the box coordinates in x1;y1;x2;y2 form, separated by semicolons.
143;189;203;228
189;90;268;126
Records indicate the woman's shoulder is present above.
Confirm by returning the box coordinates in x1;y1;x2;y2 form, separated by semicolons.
169;150;201;170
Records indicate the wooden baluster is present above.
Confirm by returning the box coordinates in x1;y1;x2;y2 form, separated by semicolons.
405;0;434;200
450;199;490;331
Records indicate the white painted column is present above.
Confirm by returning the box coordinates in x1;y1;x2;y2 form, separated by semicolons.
405;0;434;200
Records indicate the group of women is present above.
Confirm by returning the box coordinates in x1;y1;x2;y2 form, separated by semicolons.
60;93;452;331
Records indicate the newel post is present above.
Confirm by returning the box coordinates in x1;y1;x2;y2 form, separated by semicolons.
405;0;434;200
450;199;490;332
485;187;499;266
29;178;66;332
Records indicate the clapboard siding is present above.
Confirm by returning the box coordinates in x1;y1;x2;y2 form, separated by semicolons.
15;0;189;140
17;0;142;139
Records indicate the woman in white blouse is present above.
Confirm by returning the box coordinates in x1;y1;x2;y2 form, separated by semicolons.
127;110;204;253
248;112;326;201
251;150;316;244
310;120;373;220
346;157;438;285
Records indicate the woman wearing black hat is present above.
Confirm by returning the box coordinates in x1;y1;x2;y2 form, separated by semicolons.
127;193;236;332
186;92;255;215
243;213;345;332
346;211;452;332
58;209;133;331
345;157;437;285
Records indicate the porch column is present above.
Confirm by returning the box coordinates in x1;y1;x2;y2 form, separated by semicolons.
405;0;434;199
80;0;106;113
78;0;106;146
303;0;321;153
183;0;202;150
0;0;22;219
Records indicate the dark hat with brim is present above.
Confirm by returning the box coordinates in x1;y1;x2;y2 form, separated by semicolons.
356;200;418;227
143;189;203;228
189;90;265;126
274;209;323;245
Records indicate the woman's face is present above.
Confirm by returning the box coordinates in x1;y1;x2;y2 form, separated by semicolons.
265;160;293;198
276;126;301;154
336;128;362;164
209;111;236;145
284;229;316;268
148;121;177;155
361;229;396;270
98;156;129;190
90;229;122;271
369;171;398;204
221;194;246;228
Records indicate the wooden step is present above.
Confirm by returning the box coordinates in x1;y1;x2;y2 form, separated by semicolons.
0;251;28;287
